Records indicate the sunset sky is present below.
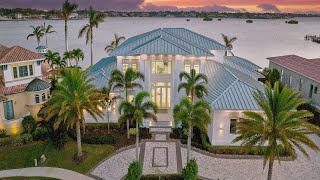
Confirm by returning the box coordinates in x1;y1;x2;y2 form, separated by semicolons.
0;0;319;13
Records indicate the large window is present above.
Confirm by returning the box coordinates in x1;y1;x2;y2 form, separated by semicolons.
13;67;18;79
152;60;172;74
230;119;237;134
19;66;28;77
3;100;14;120
151;82;171;108
13;65;34;79
184;60;200;73
29;65;34;76
122;59;138;72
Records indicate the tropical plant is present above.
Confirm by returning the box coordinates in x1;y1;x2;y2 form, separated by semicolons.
173;97;211;162
182;159;198;180
41;22;56;47
22;115;37;134
105;33;126;54
71;48;84;67
233;82;320;180
109;68;145;139
126;161;142;180
221;34;237;56
56;0;78;59
119;91;157;161
45;50;66;79
63;50;74;66
27;26;44;46
267;68;281;87
79;7;107;66
178;69;208;103
101;85;121;134
42;68;105;157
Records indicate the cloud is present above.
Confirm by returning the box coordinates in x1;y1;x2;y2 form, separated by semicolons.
142;3;179;11
257;4;281;13
141;3;241;12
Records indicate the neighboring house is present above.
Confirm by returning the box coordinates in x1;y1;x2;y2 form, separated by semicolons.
0;44;51;135
88;28;264;145
268;55;320;108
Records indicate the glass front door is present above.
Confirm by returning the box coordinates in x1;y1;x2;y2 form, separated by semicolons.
152;82;171;109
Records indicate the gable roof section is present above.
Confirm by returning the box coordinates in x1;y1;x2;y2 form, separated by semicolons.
267;55;320;83
89;56;117;90
0;45;45;65
111;28;227;57
204;60;263;110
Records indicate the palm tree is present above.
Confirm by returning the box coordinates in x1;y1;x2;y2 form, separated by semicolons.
105;33;126;54
41;22;56;47
178;69;208;103
71;48;84;67
233;82;320;180
45;50;66;79
63;51;74;66
101;85;121;134
43;68;105;157
119;91;158;161
27;26;44;46
109;68;145;139
56;0;78;55
221;34;237;56
79;7;107;66
174;97;211;162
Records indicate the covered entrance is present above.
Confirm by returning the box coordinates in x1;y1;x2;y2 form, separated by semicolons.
151;82;171;109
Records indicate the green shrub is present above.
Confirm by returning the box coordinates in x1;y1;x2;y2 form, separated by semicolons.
51;123;67;150
86;123;119;130
32;127;49;141
208;146;287;156
129;128;136;135
0;133;33;147
68;129;118;145
141;174;183;180
22;115;37;134
126;161;142;180
182;159;198;180
0;129;6;138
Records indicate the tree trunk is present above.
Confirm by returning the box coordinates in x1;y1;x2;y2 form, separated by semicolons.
90;28;93;66
126;88;130;139
187;123;192;162
107;108;110;134
65;20;69;66
76;120;82;157
136;120;139;161
46;34;48;47
225;51;227;56
267;159;274;180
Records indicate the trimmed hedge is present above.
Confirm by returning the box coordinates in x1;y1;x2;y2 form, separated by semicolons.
32;127;49;141
125;161;142;180
0;133;33;147
141;174;183;180
68;129;118;145
22;115;37;134
0;129;6;138
208;146;287;156
86;123;119;130
182;159;198;180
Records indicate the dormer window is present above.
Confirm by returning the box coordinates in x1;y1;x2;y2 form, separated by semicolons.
37;60;42;66
13;64;34;79
29;65;34;76
19;66;28;77
1;65;7;71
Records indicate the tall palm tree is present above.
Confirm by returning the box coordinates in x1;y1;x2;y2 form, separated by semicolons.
101;85;121;134
178;69;208;103
109;68;145;139
45;50;66;79
221;34;237;56
79;7;107;66
174;97;211;162
27;26;44;46
119;91;158;161
105;33;126;54
63;51;74;66
41;22;56;47
43;68;105;157
56;0;78;56
233;82;320;180
71;48;84;68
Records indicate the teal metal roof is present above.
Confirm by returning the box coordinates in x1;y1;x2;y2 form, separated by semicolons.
25;78;51;92
89;56;117;90
111;28;227;56
224;56;261;70
36;45;47;50
204;60;264;110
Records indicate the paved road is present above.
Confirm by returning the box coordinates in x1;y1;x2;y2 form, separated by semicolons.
0;167;94;180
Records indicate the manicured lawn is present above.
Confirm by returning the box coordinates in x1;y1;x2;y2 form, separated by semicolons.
0;140;114;174
43;141;114;173
2;177;59;180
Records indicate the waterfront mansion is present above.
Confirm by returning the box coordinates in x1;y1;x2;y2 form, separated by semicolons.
87;28;265;146
0;44;51;135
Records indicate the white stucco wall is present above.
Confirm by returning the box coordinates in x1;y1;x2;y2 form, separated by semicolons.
208;110;262;146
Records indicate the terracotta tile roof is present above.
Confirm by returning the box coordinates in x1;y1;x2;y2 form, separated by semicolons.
0;83;28;95
0;44;45;65
267;55;320;83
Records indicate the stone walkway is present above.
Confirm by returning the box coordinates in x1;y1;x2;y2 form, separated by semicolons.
90;128;320;180
0;167;94;180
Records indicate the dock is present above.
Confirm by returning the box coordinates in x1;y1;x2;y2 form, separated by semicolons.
304;34;320;44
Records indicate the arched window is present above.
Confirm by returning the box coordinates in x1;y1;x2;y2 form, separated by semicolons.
47;91;51;99
35;95;40;103
42;93;46;102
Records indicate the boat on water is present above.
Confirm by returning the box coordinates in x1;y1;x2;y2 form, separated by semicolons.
246;20;253;23
186;19;190;21
286;20;299;24
217;19;222;21
203;17;213;21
